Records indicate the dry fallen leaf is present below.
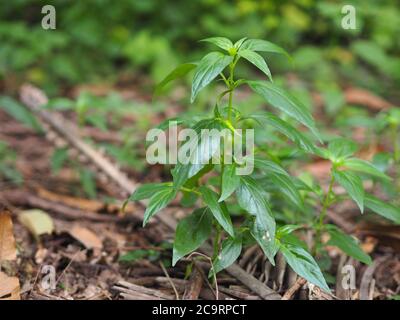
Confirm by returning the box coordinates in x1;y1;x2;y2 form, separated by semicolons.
69;225;102;249
0;211;17;261
18;209;54;239
0;271;20;300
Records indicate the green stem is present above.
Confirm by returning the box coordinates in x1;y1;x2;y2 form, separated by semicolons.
180;186;201;196
313;172;335;255
213;223;222;260
392;124;400;164
227;56;237;122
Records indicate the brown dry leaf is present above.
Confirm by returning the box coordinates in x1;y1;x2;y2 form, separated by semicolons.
69;225;103;249
357;224;400;251
0;211;17;261
0;271;20;300
344;87;392;111
37;188;104;212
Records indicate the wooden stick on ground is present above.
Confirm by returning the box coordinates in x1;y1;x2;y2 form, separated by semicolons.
282;277;307;300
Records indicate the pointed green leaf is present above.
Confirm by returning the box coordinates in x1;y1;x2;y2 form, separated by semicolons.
211;237;242;275
172;118;228;190
364;194;400;224
268;173;304;208
191;52;233;102
219;163;240;202
0;96;42;132
328;138;358;160
250;113;316;153
236;176;275;240
234;37;247;50
333;170;364;213
253;157;290;176
238;49;272;81
143;186;176;226
154;63;197;97
129;182;172;201
200;37;233;51
172;207;213;265
251;221;279;265
326;225;372;265
200;186;234;237
280;244;330;292
240;39;290;59
343;158;391;181
246;81;321;141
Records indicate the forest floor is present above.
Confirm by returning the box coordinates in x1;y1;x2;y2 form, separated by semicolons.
0;83;399;300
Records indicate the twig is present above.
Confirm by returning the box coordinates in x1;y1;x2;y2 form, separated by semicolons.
187;252;219;300
360;256;387;300
183;263;203;300
159;261;180;300
282;277;306;300
55;249;86;287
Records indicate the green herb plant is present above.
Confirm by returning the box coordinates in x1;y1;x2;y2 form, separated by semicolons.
127;37;400;293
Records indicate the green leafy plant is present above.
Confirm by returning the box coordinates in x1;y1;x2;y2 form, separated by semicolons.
127;37;400;293
0;140;22;185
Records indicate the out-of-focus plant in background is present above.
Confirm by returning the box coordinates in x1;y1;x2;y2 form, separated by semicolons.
1;0;399;99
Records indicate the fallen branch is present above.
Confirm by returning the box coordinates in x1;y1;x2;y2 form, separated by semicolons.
112;280;174;300
282;277;306;300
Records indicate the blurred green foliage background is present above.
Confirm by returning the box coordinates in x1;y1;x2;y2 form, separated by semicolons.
1;0;399;99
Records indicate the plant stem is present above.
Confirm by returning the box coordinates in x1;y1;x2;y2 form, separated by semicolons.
213;223;222;260
392;124;400;192
313;172;335;255
392;124;400;165
227;56;237;122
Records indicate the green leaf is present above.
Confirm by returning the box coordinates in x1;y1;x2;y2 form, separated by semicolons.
250;113;316;153
236;176;275;240
234;37;247;50
364;194;400;224
219;163;240;202
238;49;272;81
156;117;187;131
200;186;234;237
172;207;213;265
129;183;172;201
268;173;304;208
280;244;330;292
251;222;279;265
143;186;176;226
246;81;321;141
240;39;290;59
333;170;364;213
191;52;233;102
328;138;358;160
0;96;42;132
211;237;242;275
253;157;290;176
155;63;197;97
200;37;233;51
51;148;69;174
172;118;228;190
277;225;301;237
187;119;226;178
253;158;303;208
326;225;372;265
119;249;160;263
80;169;96;199
343;158;391;181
